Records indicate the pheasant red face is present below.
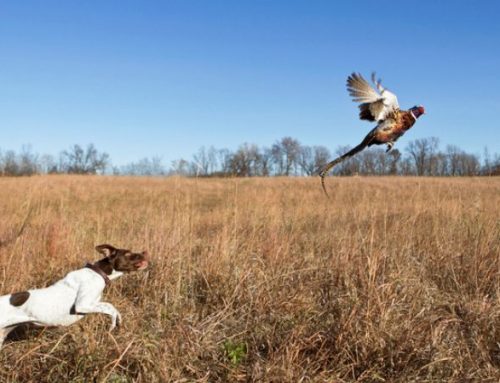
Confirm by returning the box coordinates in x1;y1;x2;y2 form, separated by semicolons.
411;105;425;118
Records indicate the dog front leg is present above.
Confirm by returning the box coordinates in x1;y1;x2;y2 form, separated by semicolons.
74;302;122;331
0;329;6;349
0;327;15;350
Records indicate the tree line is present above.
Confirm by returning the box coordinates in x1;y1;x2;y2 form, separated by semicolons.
1;138;499;177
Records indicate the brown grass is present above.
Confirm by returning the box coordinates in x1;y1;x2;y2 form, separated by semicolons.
0;175;499;382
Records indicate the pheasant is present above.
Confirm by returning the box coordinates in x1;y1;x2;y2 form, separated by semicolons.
320;73;425;195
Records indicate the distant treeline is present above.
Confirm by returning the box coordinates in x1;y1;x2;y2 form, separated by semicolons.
1;137;499;177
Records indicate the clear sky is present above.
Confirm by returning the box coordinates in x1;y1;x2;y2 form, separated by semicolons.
1;0;499;166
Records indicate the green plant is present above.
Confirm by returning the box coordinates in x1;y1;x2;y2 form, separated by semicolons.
223;340;247;366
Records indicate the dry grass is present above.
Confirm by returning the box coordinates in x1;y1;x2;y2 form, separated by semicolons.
0;175;499;382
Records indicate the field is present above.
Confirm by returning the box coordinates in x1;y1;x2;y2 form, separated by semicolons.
0;175;499;382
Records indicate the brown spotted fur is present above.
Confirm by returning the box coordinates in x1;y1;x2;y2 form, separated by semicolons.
9;292;30;307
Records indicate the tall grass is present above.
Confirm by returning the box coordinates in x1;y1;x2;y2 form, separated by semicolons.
0;175;499;382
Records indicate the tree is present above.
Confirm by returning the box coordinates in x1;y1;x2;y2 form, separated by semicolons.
312;146;331;175
260;147;273;176
271;137;301;176
359;149;377;175
18;146;39;176
281;137;301;176
298;145;314;176
333;145;360;175
446;145;480;176
207;146;218;175
217;148;233;176
0;136;497;178
271;143;284;175
229;143;261;177
120;156;166;176
388;149;401;175
490;154;500;176
40;154;58;174
1;150;19;176
298;145;331;176
458;153;480;176
446;145;462;176
406;137;439;175
60;144;109;174
271;137;300;176
433;152;448;176
483;147;492;175
192;146;209;176
170;158;191;176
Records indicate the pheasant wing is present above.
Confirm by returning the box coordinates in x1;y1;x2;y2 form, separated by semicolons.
346;73;399;122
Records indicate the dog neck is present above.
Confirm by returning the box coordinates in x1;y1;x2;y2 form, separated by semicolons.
85;258;125;285
108;270;124;280
85;263;111;285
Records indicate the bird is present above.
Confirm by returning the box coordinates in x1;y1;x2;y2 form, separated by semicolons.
319;72;425;196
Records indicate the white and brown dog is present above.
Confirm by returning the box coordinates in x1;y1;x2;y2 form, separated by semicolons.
0;244;148;350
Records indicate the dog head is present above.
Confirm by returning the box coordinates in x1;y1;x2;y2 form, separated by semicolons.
95;244;149;273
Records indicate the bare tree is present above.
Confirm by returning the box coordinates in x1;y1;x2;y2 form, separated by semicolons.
192;146;209;176
120;156;165;176
359;149;378;175
432;152;448;176
1;150;20;176
281;137;301;176
260;147;273;176
271;143;284;175
490;154;500;176
229;143;261;177
446;145;462;176
445;145;480;176
217;148;232;176
207;146;218;175
0;136;496;178
271;137;301;176
406;137;439;175
483;147;492;176
40;154;58;174
333;145;361;175
299;145;333;176
298;145;314;176
399;157;415;175
312;146;331;175
18;146;39;176
170;158;191;176
388;149;401;175
60;144;109;174
459;153;480;175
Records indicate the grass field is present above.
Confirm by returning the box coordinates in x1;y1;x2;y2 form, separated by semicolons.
0;175;499;382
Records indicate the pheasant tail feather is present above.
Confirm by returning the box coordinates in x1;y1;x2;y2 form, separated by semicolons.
319;139;371;197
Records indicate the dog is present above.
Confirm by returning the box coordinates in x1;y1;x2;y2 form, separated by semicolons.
0;244;148;350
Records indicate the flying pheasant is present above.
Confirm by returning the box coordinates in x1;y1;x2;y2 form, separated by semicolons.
319;73;425;195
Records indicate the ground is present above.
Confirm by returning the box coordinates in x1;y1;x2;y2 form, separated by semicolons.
0;175;499;382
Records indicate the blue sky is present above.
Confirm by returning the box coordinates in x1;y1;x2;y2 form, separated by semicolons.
1;0;499;165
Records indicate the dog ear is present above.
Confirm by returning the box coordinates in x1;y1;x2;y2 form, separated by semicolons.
95;244;118;257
